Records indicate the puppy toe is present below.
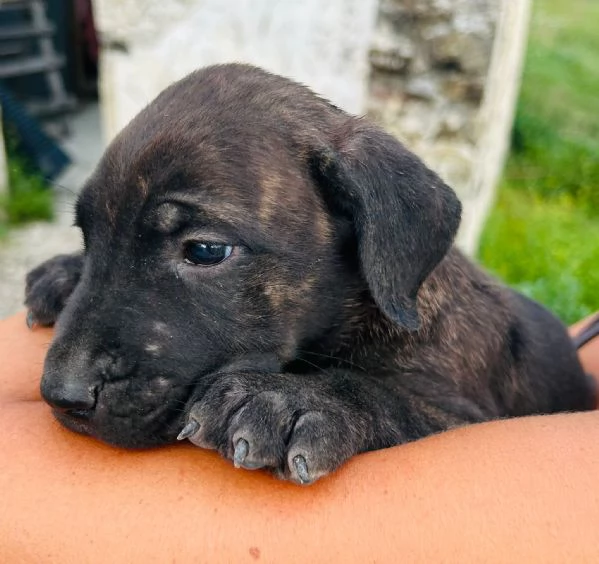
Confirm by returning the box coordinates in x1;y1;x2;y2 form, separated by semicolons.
228;392;293;470
24;254;83;326
180;401;226;451
286;411;352;485
24;280;63;326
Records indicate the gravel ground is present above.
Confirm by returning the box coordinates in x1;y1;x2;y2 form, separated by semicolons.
0;104;104;320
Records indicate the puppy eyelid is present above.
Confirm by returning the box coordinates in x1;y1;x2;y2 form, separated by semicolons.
181;229;249;250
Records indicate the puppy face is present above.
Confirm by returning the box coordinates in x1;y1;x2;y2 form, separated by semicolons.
41;64;461;448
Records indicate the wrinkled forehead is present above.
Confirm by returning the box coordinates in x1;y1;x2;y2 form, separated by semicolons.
77;118;324;239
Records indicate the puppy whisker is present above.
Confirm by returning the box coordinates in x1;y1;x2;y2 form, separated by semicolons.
296;349;366;372
45;179;80;197
288;356;334;377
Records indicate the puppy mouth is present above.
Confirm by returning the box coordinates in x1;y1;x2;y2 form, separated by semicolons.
66;408;93;420
53;404;186;448
50;379;191;448
53;408;94;436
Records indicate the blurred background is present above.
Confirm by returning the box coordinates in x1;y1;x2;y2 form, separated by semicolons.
0;0;597;323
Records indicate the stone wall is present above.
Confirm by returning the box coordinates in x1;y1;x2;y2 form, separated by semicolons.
367;0;530;253
368;0;498;201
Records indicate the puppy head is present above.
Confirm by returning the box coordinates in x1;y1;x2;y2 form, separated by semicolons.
41;64;461;448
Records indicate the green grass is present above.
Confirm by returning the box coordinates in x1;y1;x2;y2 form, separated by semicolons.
0;137;53;237
480;190;599;323
478;0;599;324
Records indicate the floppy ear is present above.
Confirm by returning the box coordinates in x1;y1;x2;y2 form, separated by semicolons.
311;120;462;331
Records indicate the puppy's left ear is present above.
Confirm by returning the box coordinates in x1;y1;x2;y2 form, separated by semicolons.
311;120;461;331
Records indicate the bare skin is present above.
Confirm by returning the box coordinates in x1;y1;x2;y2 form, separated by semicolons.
0;312;598;563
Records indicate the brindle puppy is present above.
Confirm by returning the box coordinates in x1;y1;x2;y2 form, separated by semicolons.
25;64;594;484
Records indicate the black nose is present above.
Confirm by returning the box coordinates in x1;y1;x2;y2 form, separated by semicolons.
40;374;97;412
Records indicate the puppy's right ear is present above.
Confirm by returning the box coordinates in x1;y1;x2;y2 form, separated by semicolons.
310;120;461;331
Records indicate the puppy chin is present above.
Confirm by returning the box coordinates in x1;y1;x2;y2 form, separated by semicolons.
52;409;94;438
52;408;181;450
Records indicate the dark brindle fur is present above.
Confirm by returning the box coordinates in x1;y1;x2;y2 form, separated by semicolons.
25;64;594;484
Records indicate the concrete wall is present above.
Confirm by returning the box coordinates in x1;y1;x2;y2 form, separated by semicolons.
93;0;379;139
92;0;530;255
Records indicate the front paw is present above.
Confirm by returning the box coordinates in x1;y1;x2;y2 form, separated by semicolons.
179;373;364;485
24;253;83;327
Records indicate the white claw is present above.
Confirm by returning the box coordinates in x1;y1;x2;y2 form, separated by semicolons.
177;419;200;441
233;438;249;468
26;311;36;329
292;455;310;484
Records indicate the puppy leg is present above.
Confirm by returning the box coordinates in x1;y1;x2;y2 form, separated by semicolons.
178;370;486;485
24;253;84;327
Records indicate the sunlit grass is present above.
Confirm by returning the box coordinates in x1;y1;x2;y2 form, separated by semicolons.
480;189;599;323
478;0;599;323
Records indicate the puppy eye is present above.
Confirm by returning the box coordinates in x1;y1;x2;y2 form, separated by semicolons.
183;242;233;266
